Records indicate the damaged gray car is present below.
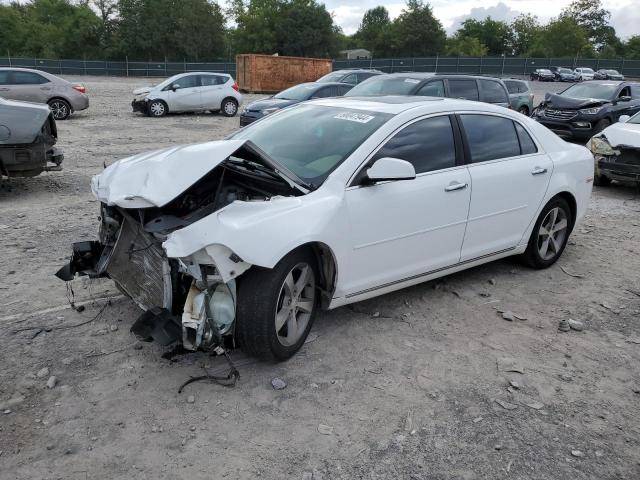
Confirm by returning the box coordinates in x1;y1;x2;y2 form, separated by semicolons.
0;97;63;178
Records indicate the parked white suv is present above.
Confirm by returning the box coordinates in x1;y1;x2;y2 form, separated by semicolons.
574;67;595;81
132;72;242;117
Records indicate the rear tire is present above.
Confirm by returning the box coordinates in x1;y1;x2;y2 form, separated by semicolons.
220;98;238;117
518;106;530;116
147;99;168;117
235;249;318;361
522;197;573;269
48;98;71;120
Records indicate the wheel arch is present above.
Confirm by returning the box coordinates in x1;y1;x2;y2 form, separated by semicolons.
550;191;577;232
221;96;238;106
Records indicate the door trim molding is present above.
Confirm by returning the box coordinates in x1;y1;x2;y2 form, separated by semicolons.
345;246;517;298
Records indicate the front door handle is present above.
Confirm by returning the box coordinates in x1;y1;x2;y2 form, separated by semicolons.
531;167;548;175
445;182;468;192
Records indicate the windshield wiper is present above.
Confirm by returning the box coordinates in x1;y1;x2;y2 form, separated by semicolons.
227;158;284;182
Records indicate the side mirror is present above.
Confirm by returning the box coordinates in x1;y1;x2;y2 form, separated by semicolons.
617;95;631;103
364;157;416;184
618;115;630;123
171;83;180;91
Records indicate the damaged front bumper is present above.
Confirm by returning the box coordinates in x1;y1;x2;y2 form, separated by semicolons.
589;136;640;183
56;209;240;351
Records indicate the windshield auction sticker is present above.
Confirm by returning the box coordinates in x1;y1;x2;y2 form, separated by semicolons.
334;112;375;123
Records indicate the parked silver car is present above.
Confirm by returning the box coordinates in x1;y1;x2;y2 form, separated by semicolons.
131;72;243;117
0;68;89;120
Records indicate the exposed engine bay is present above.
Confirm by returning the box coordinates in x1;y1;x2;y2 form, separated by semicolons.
57;145;301;351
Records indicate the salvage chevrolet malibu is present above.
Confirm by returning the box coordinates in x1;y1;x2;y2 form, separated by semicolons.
57;97;593;360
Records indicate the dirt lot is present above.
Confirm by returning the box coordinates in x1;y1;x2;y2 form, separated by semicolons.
1;77;639;480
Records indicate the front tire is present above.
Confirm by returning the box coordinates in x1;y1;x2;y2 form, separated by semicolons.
220;98;238;117
48;99;71;120
518;105;530;116
594;174;611;187
522;197;572;269
147;100;168;117
235;249;318;361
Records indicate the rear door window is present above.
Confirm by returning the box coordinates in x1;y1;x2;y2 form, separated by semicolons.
200;75;225;86
479;79;508;103
504;80;519;94
448;79;479;101
460;114;521;162
10;71;48;85
416;80;445;97
371;115;457;174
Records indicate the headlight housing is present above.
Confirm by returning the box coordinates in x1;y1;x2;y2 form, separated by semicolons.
579;106;603;115
262;107;280;115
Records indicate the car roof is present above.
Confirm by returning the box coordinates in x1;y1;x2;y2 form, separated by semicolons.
308;95;512;115
374;72;505;81
332;69;383;74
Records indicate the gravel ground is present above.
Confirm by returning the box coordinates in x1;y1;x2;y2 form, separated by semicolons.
1;76;639;480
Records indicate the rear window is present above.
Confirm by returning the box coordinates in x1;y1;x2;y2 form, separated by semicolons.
200;75;226;86
345;76;421;96
461;114;521;162
448;79;479;101
480;80;508;103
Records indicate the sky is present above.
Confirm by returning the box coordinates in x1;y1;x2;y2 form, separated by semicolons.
328;0;639;39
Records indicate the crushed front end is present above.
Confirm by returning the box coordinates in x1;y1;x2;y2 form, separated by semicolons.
588;135;640;185
57;140;303;351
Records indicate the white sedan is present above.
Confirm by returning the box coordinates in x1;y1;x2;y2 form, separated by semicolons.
131;72;243;117
59;97;593;360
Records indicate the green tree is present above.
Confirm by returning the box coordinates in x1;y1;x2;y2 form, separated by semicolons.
354;6;391;56
454;17;512;56
510;14;541;56
388;0;446;57
624;36;640;59
0;4;26;57
445;36;488;57
560;0;613;49
529;16;594;57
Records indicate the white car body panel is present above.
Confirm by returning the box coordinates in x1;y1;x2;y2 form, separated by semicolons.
596;120;640;146
91;97;593;309
92;140;246;208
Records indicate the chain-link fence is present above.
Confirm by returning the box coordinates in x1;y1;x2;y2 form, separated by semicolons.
1;55;639;79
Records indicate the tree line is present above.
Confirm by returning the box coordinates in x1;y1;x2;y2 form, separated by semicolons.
1;0;639;62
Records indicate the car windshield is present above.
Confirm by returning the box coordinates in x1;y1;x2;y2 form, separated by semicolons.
559;68;572;74
539;69;552;74
604;70;620;75
581;68;594;73
559;83;617;100
317;72;344;83
230;104;392;186
274;84;316;101
346;76;421;96
627;111;640;124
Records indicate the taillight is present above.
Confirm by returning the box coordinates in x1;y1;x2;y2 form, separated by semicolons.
72;84;86;94
232;82;239;92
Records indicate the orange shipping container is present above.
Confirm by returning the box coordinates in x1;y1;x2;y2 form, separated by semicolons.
236;54;333;93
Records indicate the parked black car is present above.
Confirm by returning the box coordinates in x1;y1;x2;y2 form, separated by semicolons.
0;97;63;178
530;69;555;82
549;67;578;82
344;73;510;108
594;69;624;80
316;69;383;86
533;81;640;139
239;82;352;127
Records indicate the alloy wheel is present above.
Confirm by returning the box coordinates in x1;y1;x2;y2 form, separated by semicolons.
537;207;568;261
274;262;315;347
50;101;68;120
150;102;165;116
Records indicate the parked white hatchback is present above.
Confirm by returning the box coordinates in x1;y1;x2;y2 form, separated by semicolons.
59;97;593;361
131;72;242;117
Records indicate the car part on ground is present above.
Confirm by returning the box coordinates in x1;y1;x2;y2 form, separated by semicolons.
533;80;640;139
0;67;89;120
316;69;383;86
588;112;640;187
503;79;534;115
239;82;352;126
0;97;63;178
530;69;555;82
131;72;242;117
344;73;511;108
56;97;592;361
549;67;578;82
594;69;624;81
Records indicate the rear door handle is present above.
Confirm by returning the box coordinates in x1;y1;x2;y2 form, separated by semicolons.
531;167;547;175
445;182;468;192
